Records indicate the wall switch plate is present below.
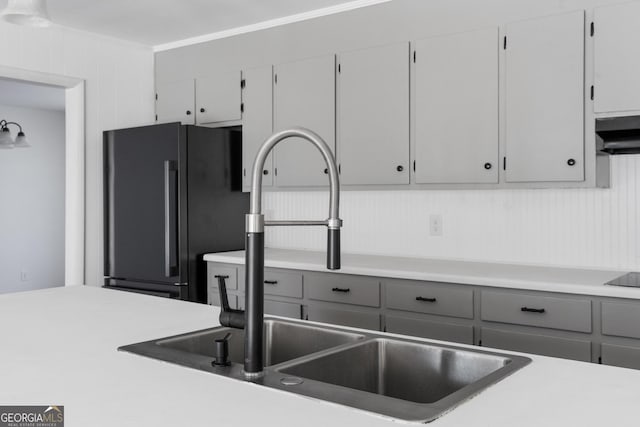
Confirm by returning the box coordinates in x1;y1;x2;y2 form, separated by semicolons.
20;271;29;282
429;214;443;236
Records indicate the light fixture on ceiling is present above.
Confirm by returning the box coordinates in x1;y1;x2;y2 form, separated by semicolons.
0;120;30;149
1;0;51;28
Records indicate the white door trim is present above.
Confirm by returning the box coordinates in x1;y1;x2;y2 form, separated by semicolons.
0;65;86;286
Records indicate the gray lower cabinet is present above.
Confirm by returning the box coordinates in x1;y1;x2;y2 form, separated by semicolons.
481;327;592;362
306;273;380;307
601;301;640;340
600;343;640;370
385;315;473;345
207;261;640;370
480;290;592;333
307;305;380;331
386;279;473;319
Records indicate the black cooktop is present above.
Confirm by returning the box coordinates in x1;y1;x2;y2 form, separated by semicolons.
606;272;640;287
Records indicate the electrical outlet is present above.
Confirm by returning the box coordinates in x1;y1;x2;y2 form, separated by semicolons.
429;215;443;236
20;271;28;282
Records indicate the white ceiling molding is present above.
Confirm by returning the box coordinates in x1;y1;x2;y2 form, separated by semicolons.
153;0;392;52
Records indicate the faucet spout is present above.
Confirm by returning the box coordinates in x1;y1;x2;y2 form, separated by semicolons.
241;127;342;376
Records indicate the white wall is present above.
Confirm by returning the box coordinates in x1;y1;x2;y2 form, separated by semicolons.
157;0;640;271
0;104;65;293
0;22;155;286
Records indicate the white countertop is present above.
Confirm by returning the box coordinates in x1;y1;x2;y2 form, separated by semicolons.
204;248;638;299
2;285;639;426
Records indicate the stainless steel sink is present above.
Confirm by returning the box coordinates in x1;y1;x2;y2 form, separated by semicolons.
279;338;512;404
120;318;530;423
156;319;365;367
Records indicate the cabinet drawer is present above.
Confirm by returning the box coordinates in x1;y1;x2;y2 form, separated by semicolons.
208;264;238;290
386;280;473;319
306;273;380;307
265;300;301;319
481;290;591;333
481;327;591;362
263;270;303;299
238;268;302;298
385;315;473;345
601;343;640;370
602;301;640;339
307;306;380;331
209;292;238;310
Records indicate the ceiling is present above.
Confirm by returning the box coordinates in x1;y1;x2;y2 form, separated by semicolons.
0;78;65;111
0;0;382;47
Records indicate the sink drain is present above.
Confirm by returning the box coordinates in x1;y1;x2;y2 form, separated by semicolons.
280;376;304;386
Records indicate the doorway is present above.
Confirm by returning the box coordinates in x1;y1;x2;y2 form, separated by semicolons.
0;65;85;291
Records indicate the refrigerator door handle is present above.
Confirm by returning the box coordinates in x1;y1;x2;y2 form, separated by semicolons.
164;160;179;277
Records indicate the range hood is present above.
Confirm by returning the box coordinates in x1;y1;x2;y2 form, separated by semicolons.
596;115;640;155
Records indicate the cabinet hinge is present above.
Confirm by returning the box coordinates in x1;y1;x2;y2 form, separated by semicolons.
503;36;507;50
590;22;595;37
274;73;278;84
590;85;594;101
240;103;244;113
503;157;507;170
241;79;246;89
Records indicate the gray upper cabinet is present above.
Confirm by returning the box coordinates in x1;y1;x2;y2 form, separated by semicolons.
337;42;410;185
242;66;274;189
593;2;640;114
414;28;499;184
273;55;336;187
195;70;242;124
156;79;195;125
504;11;585;183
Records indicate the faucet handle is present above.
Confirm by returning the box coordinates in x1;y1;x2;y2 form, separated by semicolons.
215;275;245;329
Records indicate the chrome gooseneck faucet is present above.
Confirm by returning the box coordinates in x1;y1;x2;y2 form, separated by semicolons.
217;127;342;377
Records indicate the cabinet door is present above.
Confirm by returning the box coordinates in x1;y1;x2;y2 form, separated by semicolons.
414;28;499;184
195;70;242;124
156;79;195;125
594;2;640;113
338;43;409;185
274;55;336;187
307;306;380;331
504;11;585;182
481;327;591;362
242;66;274;189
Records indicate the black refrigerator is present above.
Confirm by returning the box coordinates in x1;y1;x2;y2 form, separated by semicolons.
103;123;249;303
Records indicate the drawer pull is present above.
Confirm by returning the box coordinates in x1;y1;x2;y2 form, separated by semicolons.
214;275;230;279
264;280;278;285
521;307;546;314
416;296;437;303
332;287;351;293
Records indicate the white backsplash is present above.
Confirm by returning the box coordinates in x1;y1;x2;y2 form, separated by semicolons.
263;156;640;271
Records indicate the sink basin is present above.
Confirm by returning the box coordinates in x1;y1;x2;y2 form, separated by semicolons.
120;318;530;423
156;319;365;366
280;338;513;404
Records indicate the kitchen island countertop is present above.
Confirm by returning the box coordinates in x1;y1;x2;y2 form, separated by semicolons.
1;285;639;426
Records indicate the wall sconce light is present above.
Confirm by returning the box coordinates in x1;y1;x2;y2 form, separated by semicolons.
0;0;51;28
0;120;30;149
